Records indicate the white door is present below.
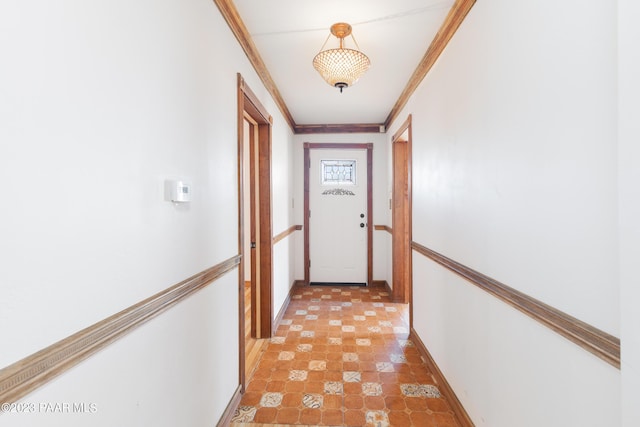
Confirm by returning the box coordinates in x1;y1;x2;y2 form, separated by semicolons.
309;149;368;284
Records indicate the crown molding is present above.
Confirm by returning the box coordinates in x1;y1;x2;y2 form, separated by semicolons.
212;0;297;130
384;0;477;130
214;0;476;135
294;123;385;134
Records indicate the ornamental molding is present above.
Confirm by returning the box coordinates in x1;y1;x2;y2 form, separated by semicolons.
322;188;355;196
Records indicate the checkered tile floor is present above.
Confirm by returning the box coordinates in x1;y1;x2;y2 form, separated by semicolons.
230;284;460;427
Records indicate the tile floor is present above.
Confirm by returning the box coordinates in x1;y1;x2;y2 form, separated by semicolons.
230;285;461;427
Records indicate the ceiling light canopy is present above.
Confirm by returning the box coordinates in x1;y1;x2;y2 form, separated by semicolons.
312;23;370;93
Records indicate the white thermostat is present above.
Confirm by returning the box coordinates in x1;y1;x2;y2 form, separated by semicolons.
164;179;191;203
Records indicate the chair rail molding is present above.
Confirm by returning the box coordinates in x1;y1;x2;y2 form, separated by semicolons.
273;224;302;244
374;224;392;234
0;255;241;405
411;241;620;368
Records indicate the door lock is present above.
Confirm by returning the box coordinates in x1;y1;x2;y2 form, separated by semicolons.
360;223;365;228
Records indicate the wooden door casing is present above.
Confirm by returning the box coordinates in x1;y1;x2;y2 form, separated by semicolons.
304;143;373;287
237;74;273;390
309;149;368;284
392;116;413;310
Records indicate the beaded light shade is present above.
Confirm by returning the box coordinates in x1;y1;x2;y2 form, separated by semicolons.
313;23;370;93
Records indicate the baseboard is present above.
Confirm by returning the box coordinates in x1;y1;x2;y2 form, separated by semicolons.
272;280;299;335
216;384;242;427
371;280;392;295
310;282;366;287
410;328;475;427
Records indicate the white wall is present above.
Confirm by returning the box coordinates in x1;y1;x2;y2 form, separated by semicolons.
619;0;640;425
293;133;390;284
271;112;297;318
0;0;294;425
387;0;622;425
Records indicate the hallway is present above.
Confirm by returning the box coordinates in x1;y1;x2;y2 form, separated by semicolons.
230;284;461;427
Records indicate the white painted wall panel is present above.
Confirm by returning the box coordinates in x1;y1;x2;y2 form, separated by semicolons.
273;239;294;318
3;274;239;427
414;255;620;427
619;0;640;425
405;0;618;334
387;0;623;425
271;110;297;312
0;0;295;425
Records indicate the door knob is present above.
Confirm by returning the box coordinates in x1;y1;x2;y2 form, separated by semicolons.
360;213;365;218
360;223;365;228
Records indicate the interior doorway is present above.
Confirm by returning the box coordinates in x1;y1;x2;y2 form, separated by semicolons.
237;74;273;390
391;116;413;315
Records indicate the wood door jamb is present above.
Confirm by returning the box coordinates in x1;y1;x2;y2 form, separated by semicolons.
237;73;274;391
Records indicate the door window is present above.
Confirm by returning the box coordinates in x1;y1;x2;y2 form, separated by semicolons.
320;160;356;185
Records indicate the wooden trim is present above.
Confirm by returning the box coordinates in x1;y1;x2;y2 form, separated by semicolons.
257;112;273;340
366;146;373;286
237;74;248;390
238;75;271;124
213;0;296;131
272;224;302;244
0;255;241;405
304;142;373;150
374;224;392;234
303;144;310;284
295;123;384;135
391;115;412;305
238;75;274;394
411;241;621;368
272;291;291;335
303;143;374;286
214;0;475;135
216;384;243;427
392;114;413;143
410;328;475;427
372;280;393;296
272;280;300;336
384;0;476;130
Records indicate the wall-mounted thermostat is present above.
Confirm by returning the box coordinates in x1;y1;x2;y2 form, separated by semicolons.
164;179;191;203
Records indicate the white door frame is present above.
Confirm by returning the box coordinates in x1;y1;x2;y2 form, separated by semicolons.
303;143;373;286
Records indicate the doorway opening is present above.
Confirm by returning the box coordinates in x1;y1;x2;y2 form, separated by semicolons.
303;143;373;286
391;115;413;322
237;74;273;390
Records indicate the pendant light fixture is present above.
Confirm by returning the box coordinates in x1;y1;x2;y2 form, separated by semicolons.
312;23;370;93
